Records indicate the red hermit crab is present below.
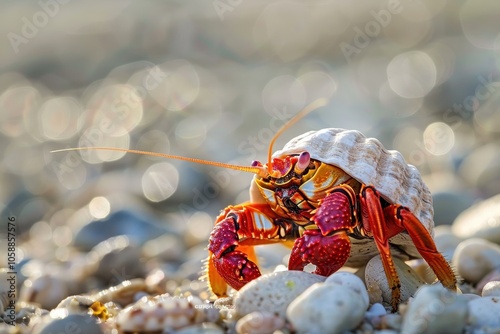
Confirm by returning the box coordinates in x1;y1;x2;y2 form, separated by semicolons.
53;99;457;310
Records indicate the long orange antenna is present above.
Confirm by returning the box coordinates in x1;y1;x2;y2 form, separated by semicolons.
266;98;328;176
51;147;267;176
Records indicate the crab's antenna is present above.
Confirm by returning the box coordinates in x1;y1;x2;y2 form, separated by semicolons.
50;147;268;177
266;98;328;176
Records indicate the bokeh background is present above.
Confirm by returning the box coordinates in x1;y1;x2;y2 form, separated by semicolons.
1;0;499;291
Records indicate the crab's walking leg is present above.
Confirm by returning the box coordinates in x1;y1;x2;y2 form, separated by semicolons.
383;205;457;290
207;202;296;297
288;184;356;276
360;185;402;312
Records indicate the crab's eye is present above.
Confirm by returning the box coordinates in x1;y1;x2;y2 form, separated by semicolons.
251;160;263;167
294;151;310;174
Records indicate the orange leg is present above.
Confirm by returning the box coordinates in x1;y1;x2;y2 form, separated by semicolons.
359;185;402;311
207;202;298;297
383;205;457;291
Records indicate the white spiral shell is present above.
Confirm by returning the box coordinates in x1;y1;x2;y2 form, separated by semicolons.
272;128;434;262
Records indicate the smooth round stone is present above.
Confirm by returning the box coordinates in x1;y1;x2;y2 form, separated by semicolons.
325;272;369;308
19;274;70;310
73;209;177;251
365;303;387;319
33;314;103;334
452;194;500;244
477;268;500;292
235;311;285;334
467;296;500;328
400;285;467;334
234;271;325;318
432;191;474;226
433;225;462;260
482;281;500;297
286;282;367;334
452;238;500;284
364;255;425;305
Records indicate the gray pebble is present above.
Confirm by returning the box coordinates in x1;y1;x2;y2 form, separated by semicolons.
32;314;103;334
467;296;500;329
452;194;500;244
482;281;500;297
400;284;467;334
452;238;500;284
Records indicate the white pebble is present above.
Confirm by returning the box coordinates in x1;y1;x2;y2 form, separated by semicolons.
287;282;367;334
364;255;425;305
400;285;467;334
452;238;500;284
235;311;285;334
234;271;325;318
482;281;500;297
325;272;369;307
365;303;387;319
467;296;500;328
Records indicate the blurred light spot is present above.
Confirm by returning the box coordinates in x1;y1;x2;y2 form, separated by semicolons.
423;122;455;156
474;82;500;134
393;127;427;166
51;155;87;190
86;84;144;137
137;130;171;158
142;162;179;202
78;130;130;163
297;71;337;103
0;86;40;137
89;196;111;219
460;0;500;50
30;221;52;242
261;75;306;118
424;43;456;85
38;97;81;140
175;116;206;149
52;226;73;247
379;81;423;117
148;60;200;111
387;51;437;98
253;2;318;62
186;211;212;243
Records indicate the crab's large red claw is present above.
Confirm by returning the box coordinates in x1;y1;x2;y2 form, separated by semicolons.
288;229;351;276
211;250;261;290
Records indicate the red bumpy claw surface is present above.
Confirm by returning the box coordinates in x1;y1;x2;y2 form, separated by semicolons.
208;216;261;290
289;185;356;276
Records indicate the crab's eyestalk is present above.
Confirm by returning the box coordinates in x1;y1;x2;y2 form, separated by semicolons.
266;98;328;177
294;151;310;174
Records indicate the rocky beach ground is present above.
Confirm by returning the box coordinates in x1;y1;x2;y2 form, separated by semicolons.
1;1;500;333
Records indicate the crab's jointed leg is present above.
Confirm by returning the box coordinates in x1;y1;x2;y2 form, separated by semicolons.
361;185;457;311
207;202;297;297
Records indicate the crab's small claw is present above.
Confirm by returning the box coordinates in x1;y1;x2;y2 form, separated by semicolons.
211;250;261;290
289;229;351;276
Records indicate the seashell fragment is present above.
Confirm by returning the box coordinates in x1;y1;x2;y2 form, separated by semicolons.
116;294;219;332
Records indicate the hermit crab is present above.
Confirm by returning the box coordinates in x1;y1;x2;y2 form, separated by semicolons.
53;99;457;310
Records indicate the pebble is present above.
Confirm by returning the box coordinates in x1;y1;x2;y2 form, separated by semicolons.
364;255;425;306
432;191;474;226
286;281;368;334
73;209;177;251
32;314;103;334
233;270;325;318
93;279;154;307
87;235;146;284
235;311;285;334
324;271;369;307
400;284;467;334
482;281;500;297
467;296;500;329
477;268;500;293
19;274;70;310
452;194;500;244
452;238;500;284
433;225;462;260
